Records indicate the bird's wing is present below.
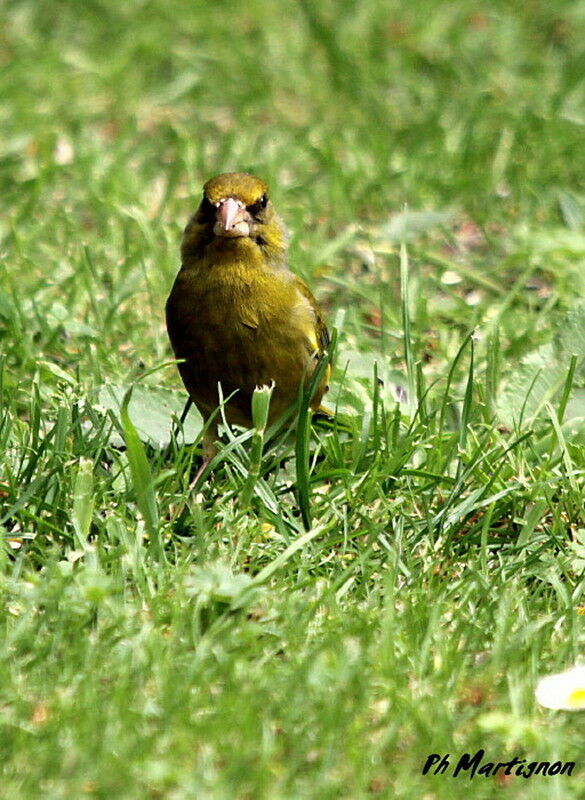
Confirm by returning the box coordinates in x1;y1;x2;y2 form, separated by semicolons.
293;275;330;354
240;309;260;331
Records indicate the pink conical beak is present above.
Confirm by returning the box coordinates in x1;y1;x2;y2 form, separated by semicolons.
217;197;243;232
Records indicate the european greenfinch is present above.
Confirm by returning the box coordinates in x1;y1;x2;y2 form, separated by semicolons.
166;172;330;475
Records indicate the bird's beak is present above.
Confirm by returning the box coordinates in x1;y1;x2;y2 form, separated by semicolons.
215;198;250;238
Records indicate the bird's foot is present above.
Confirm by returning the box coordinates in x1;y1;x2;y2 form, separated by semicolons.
189;457;213;494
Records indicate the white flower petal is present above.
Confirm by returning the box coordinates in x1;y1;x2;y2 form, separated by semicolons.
536;665;585;710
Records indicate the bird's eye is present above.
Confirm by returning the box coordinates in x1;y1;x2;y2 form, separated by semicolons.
249;195;268;216
200;195;215;218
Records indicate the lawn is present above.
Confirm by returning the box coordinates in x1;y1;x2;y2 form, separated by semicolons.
2;0;585;797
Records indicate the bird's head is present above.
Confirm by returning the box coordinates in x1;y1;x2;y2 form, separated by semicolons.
181;172;288;265
204;173;270;239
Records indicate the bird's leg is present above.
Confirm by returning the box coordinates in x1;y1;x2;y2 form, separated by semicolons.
189;422;218;491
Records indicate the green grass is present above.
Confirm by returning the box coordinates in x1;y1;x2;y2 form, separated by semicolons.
2;0;585;797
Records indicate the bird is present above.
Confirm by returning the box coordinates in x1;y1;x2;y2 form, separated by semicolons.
166;171;330;480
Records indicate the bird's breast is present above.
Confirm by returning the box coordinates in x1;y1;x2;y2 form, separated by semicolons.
166;259;321;425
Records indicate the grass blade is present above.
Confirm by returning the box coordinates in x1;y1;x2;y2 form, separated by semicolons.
240;382;274;508
557;353;578;423
71;458;95;550
458;336;475;453
400;241;416;419
296;328;337;531
120;387;163;560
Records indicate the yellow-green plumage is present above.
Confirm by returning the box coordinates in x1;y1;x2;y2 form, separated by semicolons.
166;172;329;467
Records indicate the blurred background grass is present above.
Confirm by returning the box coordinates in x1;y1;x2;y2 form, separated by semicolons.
2;1;585;797
4;0;585;390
